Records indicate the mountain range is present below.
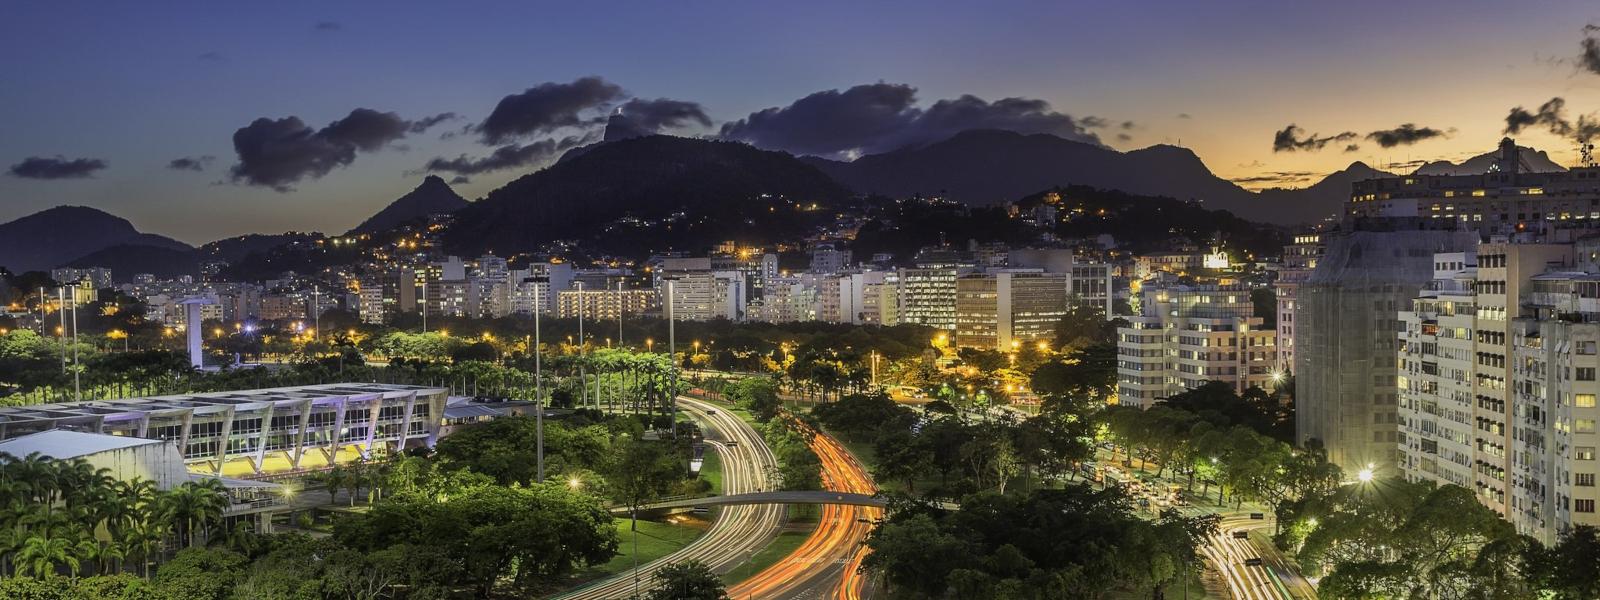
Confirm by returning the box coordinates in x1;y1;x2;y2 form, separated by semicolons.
0;206;192;274
442;135;851;257
347;175;468;235
2;130;1574;278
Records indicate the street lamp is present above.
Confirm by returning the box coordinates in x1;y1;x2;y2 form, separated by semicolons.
531;275;549;484
1357;464;1375;483
663;275;680;436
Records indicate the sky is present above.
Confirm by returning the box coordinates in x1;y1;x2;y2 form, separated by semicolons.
5;0;1600;245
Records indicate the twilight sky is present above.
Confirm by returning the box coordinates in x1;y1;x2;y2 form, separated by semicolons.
5;0;1600;244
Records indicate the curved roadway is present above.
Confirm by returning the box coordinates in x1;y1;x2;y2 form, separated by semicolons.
556;397;785;600
727;420;881;600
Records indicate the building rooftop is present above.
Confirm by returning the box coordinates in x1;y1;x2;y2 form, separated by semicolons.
0;429;165;460
0;383;448;425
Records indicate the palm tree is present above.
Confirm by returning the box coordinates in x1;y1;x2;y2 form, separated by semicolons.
15;533;78;579
86;538;126;575
164;479;228;548
123;522;164;578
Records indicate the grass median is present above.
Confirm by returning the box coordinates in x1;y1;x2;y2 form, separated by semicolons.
720;516;819;585
563;517;706;585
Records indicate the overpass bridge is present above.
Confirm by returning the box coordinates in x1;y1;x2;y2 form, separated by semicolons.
616;491;886;514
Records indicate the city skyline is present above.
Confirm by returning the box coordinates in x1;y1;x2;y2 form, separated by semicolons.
8;0;1600;244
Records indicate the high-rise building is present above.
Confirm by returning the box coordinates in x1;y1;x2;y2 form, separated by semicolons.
955;271;1071;351
1348;138;1600;235
1397;240;1600;542
1296;228;1477;475
557;288;659;321
1116;284;1276;408
898;267;960;332
748;276;816;323
661;271;744;321
1276;233;1326;372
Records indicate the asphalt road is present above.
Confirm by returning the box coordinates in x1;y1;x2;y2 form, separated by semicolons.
726;420;880;600
555;397;785;600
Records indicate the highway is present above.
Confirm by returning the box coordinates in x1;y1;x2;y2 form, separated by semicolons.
1099;449;1313;600
727;420;880;600
556;397;785;600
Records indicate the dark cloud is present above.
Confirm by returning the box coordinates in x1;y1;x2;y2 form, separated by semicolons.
1504;97;1600;143
421;134;593;176
1271;124;1358;152
718;83;918;157
1365;123;1448;148
1582;25;1600;75
409;112;459;133
8;156;107;179
603;98;712;141
315;21;342;31
719;83;1100;158
167;156;215;171
1381;159;1430;171
320;108;410;151
1231;170;1320;187
1120;121;1136;130
449;175;470;185
1344;144;1361;153
229;108;415;191
1177;113;1192;119
198;51;225;62
1116;133;1133;142
477;77;625;144
1080;116;1109;129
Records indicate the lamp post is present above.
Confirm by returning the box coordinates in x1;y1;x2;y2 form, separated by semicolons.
532;275;549;483
69;292;79;401
871;351;879;388
663;276;680;436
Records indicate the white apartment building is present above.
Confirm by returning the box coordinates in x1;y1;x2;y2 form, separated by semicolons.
1399;241;1600;543
748;276;816;323
1276;233;1324;372
1116;284;1276;408
661;271;744;321
557;288;659;320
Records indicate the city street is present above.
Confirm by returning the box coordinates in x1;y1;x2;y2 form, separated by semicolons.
556;397;785;600
726;420;880;600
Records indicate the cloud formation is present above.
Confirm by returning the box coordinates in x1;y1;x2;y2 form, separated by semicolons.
229;108;415;191
1275;122;1448;152
1272;124;1358;152
1581;25;1600;75
422;134;593;176
603;98;713;141
718;82;1101;158
1366;123;1448;148
1231;170;1320;187
315;21;342;32
409;112;459;133
8;156;107;179
167;156;214;171
477;77;625;144
1504;97;1600;143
